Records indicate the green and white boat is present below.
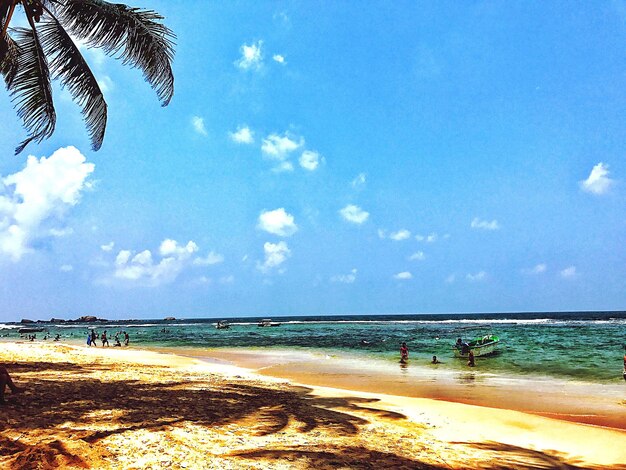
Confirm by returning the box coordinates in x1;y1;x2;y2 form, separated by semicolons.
454;334;500;358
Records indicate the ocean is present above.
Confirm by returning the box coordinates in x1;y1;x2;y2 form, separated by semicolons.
2;311;625;384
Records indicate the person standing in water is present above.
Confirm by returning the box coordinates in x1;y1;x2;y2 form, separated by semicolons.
467;350;475;367
400;342;409;363
623;345;626;382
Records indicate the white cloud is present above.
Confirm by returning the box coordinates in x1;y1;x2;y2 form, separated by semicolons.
377;229;386;239
60;264;73;272
273;54;286;64
101;242;114;252
193;251;224;266
445;274;456;284
415;233;437;243
160;239;199;257
466;271;487;282
75;39;107;67
195;276;212;285
351;173;366;189
339;204;369;224
523;263;546;275
299;150;322;171
235;40;263;70
258;208;298;236
113;239;199;286
393;271;412;280
272;161;294;173
229;126;254;144
191;116;207;136
261;132;304;161
49;227;73;237
471;218;500;230
257;241;291;273
97;75;114;94
580;162;614;195
409;251;425;261
0;146;94;261
389;229;411;241
273;11;291;27
331;268;357;284
560;266;577;278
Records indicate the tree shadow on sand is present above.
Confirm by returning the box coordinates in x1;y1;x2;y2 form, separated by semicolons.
1;361;621;470
230;446;441;469
1;360;410;468
452;441;626;470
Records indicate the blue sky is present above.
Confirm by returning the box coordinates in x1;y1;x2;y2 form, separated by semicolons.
1;1;625;321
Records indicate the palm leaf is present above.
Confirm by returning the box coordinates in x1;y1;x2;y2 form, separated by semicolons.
38;14;107;150
0;30;20;87
57;0;175;106
11;26;56;155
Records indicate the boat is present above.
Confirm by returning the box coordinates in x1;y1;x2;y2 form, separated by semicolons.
258;319;281;327
453;334;500;358
215;320;230;330
19;327;45;334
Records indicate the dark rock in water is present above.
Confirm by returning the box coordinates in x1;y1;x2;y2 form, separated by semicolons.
164;317;176;321
20;319;35;324
50;318;66;323
75;315;103;322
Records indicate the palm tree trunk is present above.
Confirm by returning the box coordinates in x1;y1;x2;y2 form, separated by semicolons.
1;1;17;38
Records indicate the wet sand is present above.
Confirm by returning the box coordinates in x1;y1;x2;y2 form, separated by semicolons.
1;341;626;469
157;346;626;430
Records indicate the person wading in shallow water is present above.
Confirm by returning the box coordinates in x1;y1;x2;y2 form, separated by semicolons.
623;345;626;382
400;342;409;364
467;350;475;367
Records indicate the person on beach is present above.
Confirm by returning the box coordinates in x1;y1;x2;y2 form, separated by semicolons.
0;365;23;404
467;350;475;367
431;355;440;364
123;331;129;346
90;330;98;347
623;345;626;381
101;330;109;347
400;342;409;363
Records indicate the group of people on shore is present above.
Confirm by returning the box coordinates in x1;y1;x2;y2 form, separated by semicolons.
87;329;129;347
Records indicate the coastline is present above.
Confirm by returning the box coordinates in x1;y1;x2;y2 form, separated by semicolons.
146;345;626;430
1;341;626;469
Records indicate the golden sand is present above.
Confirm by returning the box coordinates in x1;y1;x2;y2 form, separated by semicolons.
1;341;625;469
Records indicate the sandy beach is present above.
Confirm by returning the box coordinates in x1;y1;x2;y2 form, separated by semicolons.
1;341;626;469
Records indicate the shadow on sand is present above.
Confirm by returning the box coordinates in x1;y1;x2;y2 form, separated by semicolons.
0;360;622;469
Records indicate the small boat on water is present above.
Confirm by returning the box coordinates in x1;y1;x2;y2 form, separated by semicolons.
258;319;281;327
19;327;45;334
215;320;230;330
454;334;500;358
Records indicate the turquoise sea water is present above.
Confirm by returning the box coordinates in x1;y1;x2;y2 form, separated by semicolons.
2;311;625;383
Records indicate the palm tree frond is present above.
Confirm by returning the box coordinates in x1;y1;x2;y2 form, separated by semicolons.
39;14;107;150
58;0;175;106
11;26;56;155
0;30;20;87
